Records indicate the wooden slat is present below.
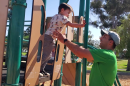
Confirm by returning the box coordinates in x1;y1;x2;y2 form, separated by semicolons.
62;63;76;85
78;16;84;43
62;72;69;84
77;16;84;62
24;0;46;86
67;63;76;79
0;0;9;84
52;25;66;81
65;13;73;63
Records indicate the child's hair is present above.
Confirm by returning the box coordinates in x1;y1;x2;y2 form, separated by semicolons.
58;3;72;13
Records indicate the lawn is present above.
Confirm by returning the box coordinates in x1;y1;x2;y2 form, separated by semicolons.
22;52;27;56
87;59;130;72
117;59;127;69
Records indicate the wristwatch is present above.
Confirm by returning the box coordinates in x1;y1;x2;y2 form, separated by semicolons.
64;39;68;43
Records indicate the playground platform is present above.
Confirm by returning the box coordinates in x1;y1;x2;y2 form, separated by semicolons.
2;59;54;85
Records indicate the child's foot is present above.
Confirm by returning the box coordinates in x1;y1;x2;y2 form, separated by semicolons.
39;70;50;77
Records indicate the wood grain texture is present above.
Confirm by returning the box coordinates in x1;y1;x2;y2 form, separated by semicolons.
0;0;9;84
62;63;76;85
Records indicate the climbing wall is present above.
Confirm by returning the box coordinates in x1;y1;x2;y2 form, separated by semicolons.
52;25;66;81
24;0;46;85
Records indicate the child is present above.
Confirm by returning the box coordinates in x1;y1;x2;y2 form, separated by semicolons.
40;3;86;76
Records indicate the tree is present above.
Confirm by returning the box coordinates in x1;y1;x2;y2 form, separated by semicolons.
23;26;30;40
90;0;130;29
113;14;130;71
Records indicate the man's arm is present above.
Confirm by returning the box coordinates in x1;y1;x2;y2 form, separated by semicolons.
53;31;94;62
64;40;94;62
66;20;86;28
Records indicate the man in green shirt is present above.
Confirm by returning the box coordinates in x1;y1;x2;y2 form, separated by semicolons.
53;29;120;86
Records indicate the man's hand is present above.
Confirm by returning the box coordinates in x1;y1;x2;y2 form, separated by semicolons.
53;31;66;44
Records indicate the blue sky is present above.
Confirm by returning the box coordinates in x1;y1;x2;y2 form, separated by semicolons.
24;0;101;40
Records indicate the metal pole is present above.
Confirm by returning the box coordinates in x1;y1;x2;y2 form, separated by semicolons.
82;0;90;86
54;64;63;86
43;0;47;10
75;0;85;86
6;0;27;86
59;0;69;4
5;11;12;67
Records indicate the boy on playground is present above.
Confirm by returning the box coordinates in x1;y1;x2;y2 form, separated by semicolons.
40;3;86;76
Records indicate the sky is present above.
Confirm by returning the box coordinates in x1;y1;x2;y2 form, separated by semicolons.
24;0;101;40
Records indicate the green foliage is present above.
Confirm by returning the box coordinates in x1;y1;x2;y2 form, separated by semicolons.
112;14;130;59
9;0;12;7
90;0;130;29
23;35;30;40
22;52;27;56
23;26;30;40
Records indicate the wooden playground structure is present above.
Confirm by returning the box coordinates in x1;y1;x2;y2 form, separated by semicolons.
0;0;122;86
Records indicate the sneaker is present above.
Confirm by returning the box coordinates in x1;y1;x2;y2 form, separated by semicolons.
39;73;44;77
39;70;50;77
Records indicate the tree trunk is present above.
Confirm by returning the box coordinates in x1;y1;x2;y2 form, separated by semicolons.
126;58;130;71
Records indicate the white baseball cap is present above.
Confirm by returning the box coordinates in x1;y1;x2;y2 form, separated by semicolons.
101;29;120;45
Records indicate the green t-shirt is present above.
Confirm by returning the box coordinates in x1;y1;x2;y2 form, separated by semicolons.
89;49;117;86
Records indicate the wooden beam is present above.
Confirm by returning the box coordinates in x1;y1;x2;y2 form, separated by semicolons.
0;0;9;84
24;0;46;85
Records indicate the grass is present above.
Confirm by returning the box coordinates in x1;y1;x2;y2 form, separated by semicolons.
4;52;27;56
3;62;5;65
117;59;127;69
87;59;129;72
3;52;27;66
22;52;27;56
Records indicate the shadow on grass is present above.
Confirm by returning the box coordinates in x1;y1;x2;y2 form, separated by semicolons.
117;59;123;61
117;70;130;73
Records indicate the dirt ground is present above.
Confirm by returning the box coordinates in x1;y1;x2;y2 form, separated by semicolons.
43;73;130;86
117;75;130;86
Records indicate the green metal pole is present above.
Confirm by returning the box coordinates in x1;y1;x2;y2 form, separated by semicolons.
75;0;85;86
116;74;121;86
43;0;46;10
75;63;81;86
54;64;63;86
114;80;117;86
5;11;12;67
82;0;90;86
59;0;69;4
6;0;27;86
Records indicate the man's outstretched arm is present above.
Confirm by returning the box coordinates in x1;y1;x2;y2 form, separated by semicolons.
53;31;94;62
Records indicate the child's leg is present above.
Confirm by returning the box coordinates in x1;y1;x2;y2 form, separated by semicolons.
40;35;54;72
40;52;52;71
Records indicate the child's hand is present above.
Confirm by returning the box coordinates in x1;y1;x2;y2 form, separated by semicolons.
82;20;86;27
